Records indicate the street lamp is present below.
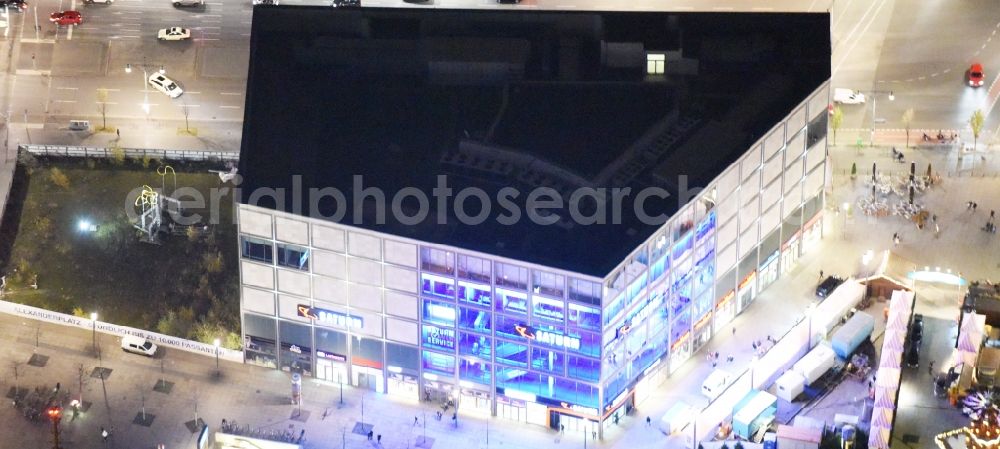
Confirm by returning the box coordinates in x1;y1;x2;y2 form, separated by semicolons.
805;304;816;351
90;312;98;359
46;406;62;449
124;60;161;115
749;355;759;389
213;338;220;376
869;90;895;147
842;202;850;237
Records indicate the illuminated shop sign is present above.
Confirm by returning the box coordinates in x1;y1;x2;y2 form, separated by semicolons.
316;350;347;362
514;324;581;350
297;305;363;329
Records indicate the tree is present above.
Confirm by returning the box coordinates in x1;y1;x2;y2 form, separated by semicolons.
971;109;985;152
902;108;914;148
830;106;843;146
96;88;110;131
109;141;125;166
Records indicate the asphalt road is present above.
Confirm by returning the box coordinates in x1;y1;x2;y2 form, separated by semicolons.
832;0;1000;144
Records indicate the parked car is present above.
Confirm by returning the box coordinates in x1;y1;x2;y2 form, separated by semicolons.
148;73;183;98
833;88;865;105
968;63;985;87
157;27;190;40
815;275;845;298
49;10;82;26
121;335;158;357
331;0;359;6
83;0;113;5
253;0;278;5
172;0;202;7
497;0;520;3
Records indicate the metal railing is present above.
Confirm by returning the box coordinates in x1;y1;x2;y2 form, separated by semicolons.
20;144;239;162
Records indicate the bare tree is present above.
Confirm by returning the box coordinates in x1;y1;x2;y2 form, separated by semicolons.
901;108;914;148
830;106;843;146
96;88;110;131
971;109;985;152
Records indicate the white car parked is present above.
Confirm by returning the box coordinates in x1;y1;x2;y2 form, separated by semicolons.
157;27;190;41
833;88;866;105
148;73;183;98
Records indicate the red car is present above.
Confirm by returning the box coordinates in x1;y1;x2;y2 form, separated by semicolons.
969;63;985;87
49;10;81;26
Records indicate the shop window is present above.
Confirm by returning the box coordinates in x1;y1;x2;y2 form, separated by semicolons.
457;254;491;283
672;232;693;262
696;210;717;243
650;255;669;283
531;347;565;375
646;53;665;75
532;296;565;323
421;350;455;375
625;273;647;306
459;358;492;385
494;288;528;316
567;278;601;306
566;329;600;357
567;356;600;382
495;262;528;290
279;320;313;375
568;303;600;331
276;243;309;271
241;236;273;264
494;340;529;367
496;366;534;390
458;281;491;308
422;324;456;352
552;378;599;409
422;299;455;327
420;247;454;275
351;336;384;369
458;307;492;334
421;273;456;299
669;309;691;346
386;342;419;374
459;332;492;358
532;270;565;298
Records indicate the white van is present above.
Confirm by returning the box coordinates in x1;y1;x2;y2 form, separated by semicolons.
833;88;866;105
701;369;732;399
121;335;158;356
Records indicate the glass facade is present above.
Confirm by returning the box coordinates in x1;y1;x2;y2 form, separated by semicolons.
239;83;831;435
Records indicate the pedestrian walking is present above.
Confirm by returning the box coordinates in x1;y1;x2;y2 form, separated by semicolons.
561;424;565;433
414;416;419;426
116;128;120;138
377;434;382;444
646;416;652;427
932;214;937;223
819;269;824;281
929;361;935;376
368;430;373;441
593;431;597;440
974;203;979;211
992;211;996;220
727;355;734;363
968;201;974;210
732;327;736;336
101;427;109;442
752;342;758;350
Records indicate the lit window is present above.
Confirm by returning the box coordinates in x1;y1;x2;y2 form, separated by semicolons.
646;53;665;75
277;243;309;271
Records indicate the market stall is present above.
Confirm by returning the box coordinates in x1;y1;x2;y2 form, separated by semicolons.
732;390;777;440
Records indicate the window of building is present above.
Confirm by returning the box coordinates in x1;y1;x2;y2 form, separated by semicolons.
421;299;455;327
421;350;455;375
532;271;565;298
567;279;601;306
567;356;600;382
242;236;274;264
646;53;665;75
495;315;528;340
494;340;529;367
458;281;491;308
565;329;600;357
494;288;528;316
568;303;600;331
386;342;419;375
457;254;491;283
458;332;491;358
459;358;492;385
276;243;309;271
495;262;528;290
421;273;456;299
420;247;454;275
458;307;492;334
530;347;565;375
422;324;456;352
532;296;565;323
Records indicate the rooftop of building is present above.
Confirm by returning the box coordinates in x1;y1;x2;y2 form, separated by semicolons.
238;7;830;277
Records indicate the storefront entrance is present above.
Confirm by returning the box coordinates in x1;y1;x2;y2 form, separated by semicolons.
780;235;800;274
497;396;527;422
737;272;757;313
316;359;348;384
758;251;779;290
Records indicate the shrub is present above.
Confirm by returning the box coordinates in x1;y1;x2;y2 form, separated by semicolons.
49;167;71;190
110;145;126;166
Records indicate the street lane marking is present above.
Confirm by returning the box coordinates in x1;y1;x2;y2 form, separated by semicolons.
220;92;242;96
183;104;201;107
20;38;56;43
194;38;220;41
57;87;79;90
53;100;77;103
185;91;202;94
219;105;240;109
96;101;119;105
15;69;51;75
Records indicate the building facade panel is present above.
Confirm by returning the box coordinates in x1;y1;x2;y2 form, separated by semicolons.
275;216;310;245
384;265;418;293
312;224;346;252
763;125;785;161
278;294;312;323
239;207;273;238
741;171;761;203
313;276;348;305
716;167;740;202
806;143;826;172
313;250;347;280
349;232;382;260
243;287;276;316
349;257;384;286
348;283;383;312
385;291;418;320
386;317;419;345
786;129;806;164
740;145;762;180
242;260;275;290
277;269;311;297
384;240;418;268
